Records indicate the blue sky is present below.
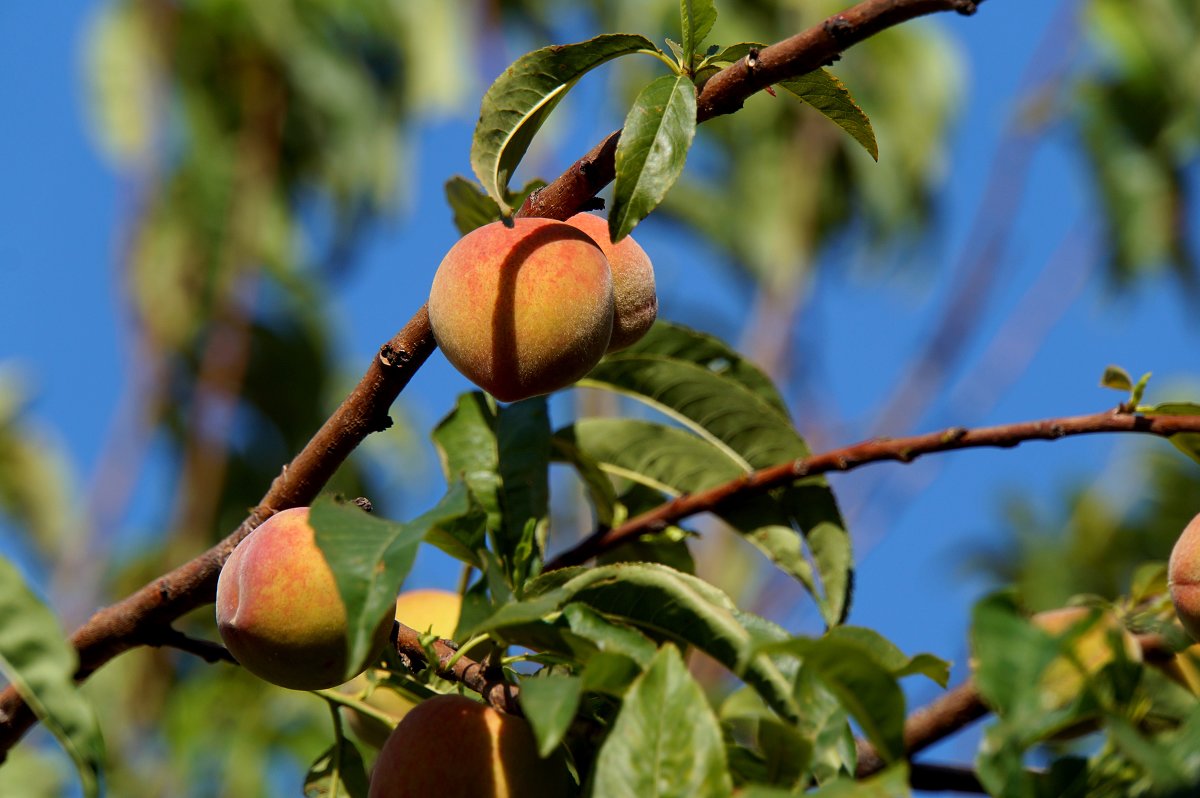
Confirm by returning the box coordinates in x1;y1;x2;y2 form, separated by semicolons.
3;0;1199;786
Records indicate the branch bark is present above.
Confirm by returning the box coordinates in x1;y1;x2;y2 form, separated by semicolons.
0;0;984;757
546;409;1200;569
392;623;520;716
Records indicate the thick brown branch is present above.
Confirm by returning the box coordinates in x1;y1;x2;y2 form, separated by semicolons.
0;0;981;756
547;409;1200;570
0;311;435;755
392;622;520;716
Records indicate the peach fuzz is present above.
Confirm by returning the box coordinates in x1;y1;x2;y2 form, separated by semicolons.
428;217;614;402
368;694;573;798
566;212;658;352
1169;513;1200;640
215;506;393;691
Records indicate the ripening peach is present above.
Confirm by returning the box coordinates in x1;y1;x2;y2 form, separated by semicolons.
368;694;573;798
1169;513;1200;640
215;507;393;691
565;212;657;351
428;218;614;402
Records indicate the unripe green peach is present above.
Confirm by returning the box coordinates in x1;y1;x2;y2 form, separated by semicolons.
341;589;463;748
1170;513;1200;640
428;218;614;402
215;507;393;691
565;212;657;352
368;694;573;798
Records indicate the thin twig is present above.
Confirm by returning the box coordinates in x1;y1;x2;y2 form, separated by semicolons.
0;0;985;757
392;622;520;716
546;409;1200;570
143;627;237;666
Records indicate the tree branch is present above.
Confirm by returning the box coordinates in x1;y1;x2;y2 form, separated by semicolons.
143;627;237;666
0;0;984;757
392;622;520;716
546;409;1200;570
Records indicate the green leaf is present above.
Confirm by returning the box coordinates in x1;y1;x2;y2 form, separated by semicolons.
473;562;798;721
592;645;733;797
707;42;761;66
719;687;813;788
580;651;646;696
680;0;717;71
1129;371;1152;406
495;397;551;586
0;557;104;798
555;418;820;597
1100;364;1133;391
778;70;878;161
579;332;851;625
611;73;698;242
303;738;370;798
794;666;856;783
758;636;906;763
1143;402;1200;466
471;33;657;213
562;603;657;667
312;485;475;678
444;176;500;235
805;763;912;797
618;321;790;416
823;627;950;688
434;393;502;528
519;672;583;756
432;392;551;588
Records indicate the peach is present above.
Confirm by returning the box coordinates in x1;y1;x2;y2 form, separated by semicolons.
428;218;614;402
342;589;463;747
215;507;393;691
368;694;572;798
565;212;657;351
1170;513;1200;640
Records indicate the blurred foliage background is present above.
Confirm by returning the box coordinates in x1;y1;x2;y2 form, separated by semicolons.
1;0;1198;794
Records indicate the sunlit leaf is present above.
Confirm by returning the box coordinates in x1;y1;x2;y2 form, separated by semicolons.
610;73;698;242
805;763;911;797
778;70;878;161
822;627;950;688
1143;403;1200;466
757;636;906;763
580;326;851;625
680;0;718;71
0;557;104;798
519;672;583;756
592;645;733;797
472;34;657;213
1100;365;1134;391
470;562;798;721
312;486;476;678
432;393;551;586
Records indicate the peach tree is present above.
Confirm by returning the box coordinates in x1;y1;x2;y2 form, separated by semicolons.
3;0;1200;796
